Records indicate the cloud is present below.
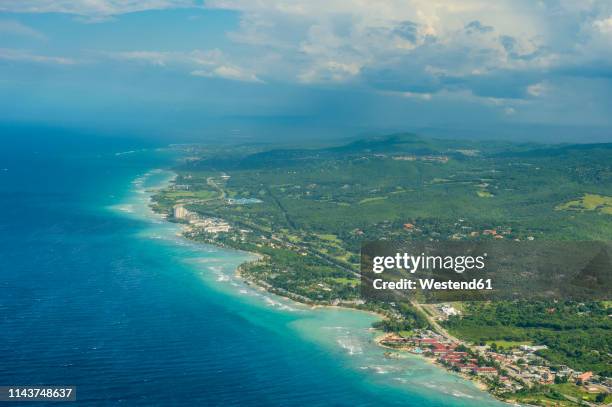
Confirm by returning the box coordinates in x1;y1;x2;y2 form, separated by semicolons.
465;20;493;34
527;82;546;97
0;20;46;40
0;48;76;64
105;48;263;83
396;91;432;101
204;0;612;100
0;1;203;18
191;66;263;83
107;51;171;66
2;0;611;124
190;49;263;82
593;17;612;34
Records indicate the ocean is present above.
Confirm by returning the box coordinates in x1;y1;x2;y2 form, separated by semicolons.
0;130;504;406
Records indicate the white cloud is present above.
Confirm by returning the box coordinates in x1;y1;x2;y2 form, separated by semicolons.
396;91;432;101
0;1;202;18
191;66;262;83
3;0;611;112
105;48;263;83
0;20;46;40
0;48;76;64
203;0;612;98
108;51;170;66
593;17;612;34
527;82;546;97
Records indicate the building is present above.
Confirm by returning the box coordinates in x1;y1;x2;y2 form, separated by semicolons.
557;366;573;377
439;304;460;317
173;204;189;219
519;345;548;353
204;224;231;233
458;364;477;373
576;371;593;383
473;367;498;376
432;345;451;355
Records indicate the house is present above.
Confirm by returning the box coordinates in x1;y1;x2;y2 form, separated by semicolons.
576;371;593;383
439;304;460;317
432;344;452;355
473;367;498;376
519;344;548;353
458;364;477;373
539;372;555;384
416;338;439;345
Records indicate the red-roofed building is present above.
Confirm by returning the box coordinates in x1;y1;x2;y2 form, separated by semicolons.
576;371;593;383
417;338;439;344
446;352;468;358
432;345;450;355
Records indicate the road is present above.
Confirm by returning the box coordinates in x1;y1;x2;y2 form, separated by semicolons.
206;176;226;200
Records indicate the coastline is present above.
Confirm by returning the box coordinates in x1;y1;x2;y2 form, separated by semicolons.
374;334;490;393
192;229;515;405
144;168;512;405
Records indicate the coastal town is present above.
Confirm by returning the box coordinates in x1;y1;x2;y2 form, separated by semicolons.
172;204;232;234
378;303;612;405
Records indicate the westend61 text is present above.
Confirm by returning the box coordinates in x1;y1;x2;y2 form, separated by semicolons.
372;278;493;291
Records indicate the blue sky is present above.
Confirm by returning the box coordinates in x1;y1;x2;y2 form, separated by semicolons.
1;0;611;142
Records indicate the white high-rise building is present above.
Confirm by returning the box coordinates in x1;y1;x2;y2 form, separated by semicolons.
173;204;188;219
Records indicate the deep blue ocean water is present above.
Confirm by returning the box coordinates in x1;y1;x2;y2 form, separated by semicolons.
0;130;503;406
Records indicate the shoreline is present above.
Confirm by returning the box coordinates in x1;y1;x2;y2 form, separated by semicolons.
235;260;386;318
146;168;511;406
228;248;511;403
374;334;490;393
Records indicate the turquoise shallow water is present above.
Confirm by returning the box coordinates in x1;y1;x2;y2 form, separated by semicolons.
0;134;505;406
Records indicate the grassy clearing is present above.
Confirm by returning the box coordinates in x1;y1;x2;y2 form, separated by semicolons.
485;340;531;349
316;233;341;243
476;190;494;198
556;193;612;214
329;277;359;287
551;383;612;404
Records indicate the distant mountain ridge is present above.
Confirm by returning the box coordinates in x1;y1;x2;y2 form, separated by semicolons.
184;133;612;171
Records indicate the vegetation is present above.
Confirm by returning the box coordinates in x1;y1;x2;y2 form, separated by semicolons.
152;133;612;379
506;382;612;406
444;301;612;376
556;193;612;215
